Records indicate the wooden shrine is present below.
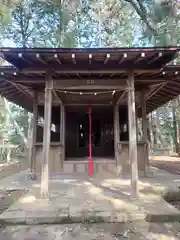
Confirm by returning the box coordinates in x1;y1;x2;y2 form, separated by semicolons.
0;47;179;198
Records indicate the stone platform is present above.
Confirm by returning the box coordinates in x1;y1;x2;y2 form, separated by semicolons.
0;171;180;225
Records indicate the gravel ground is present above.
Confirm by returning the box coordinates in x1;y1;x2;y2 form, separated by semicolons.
168;200;180;211
150;158;180;213
0;189;27;214
150;160;180;175
0;222;180;240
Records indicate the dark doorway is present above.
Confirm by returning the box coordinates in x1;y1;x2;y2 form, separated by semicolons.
78;115;89;149
78;116;101;148
65;106;114;159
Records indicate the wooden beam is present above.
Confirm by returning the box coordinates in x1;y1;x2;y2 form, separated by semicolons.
153;96;175;105
53;90;63;104
72;54;76;64
168;80;180;87
157;89;177;98
147;101;158;108
104;53;110;64
0;88;16;95
141;91;149;176
12;79;45;84
148;82;166;88
53;79;127;89
2;78;34;100
57;86;125;91
36;53;46;64
60;104;65;171
19;68;162;74
64;103;112;106
118;56;123;64
2;76;168;84
76;73;81;78
118;53;127;64
147;102;159;110
136;78;165;83
40;73;53;199
134;52;146;64
127;72;139;198
0;65;168;74
154;87;178;99
145;82;166;101
149;98;167;106
54;54;62;64
116;90;127;105
29;92;38;178
164;86;180;96
18;53;32;64
89;54;92;64
148;52;162;64
62;105;66;164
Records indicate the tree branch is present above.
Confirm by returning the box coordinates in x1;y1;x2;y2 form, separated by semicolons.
124;0;157;36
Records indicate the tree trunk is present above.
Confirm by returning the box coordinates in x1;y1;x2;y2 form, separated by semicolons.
177;96;180;151
172;100;179;154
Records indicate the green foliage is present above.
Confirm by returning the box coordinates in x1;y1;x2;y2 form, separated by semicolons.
8;103;29;152
0;0;19;25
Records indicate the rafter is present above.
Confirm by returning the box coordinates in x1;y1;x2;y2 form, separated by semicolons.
72;54;76;64
2;78;34;100
0;88;15;94
89;54;92;64
36;53;46;64
155;91;176;99
104;53;110;64
147;101;157;108
148;52;163;64
118;53;127;64
145;82;166;101
18;53;32;64
134;52;146;64
163;86;180;96
54;54;62;64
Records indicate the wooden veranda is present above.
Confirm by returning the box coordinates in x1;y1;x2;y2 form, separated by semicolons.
0;47;179;198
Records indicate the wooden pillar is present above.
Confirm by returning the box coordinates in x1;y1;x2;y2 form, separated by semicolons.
141;91;149;175
88;106;93;176
60;104;65;170
141;92;148;140
29;92;38;178
114;104;120;171
63;106;66;161
136;110;138;140
127;72;139;198
40;74;53;199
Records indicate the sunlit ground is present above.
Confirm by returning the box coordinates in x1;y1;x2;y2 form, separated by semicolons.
151;155;180;162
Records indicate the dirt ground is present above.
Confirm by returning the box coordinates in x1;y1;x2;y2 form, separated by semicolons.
0;189;27;214
0;222;180;240
150;156;180;175
0;159;28;218
0;158;28;180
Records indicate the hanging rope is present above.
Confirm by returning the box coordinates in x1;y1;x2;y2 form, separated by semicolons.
55;87;131;95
